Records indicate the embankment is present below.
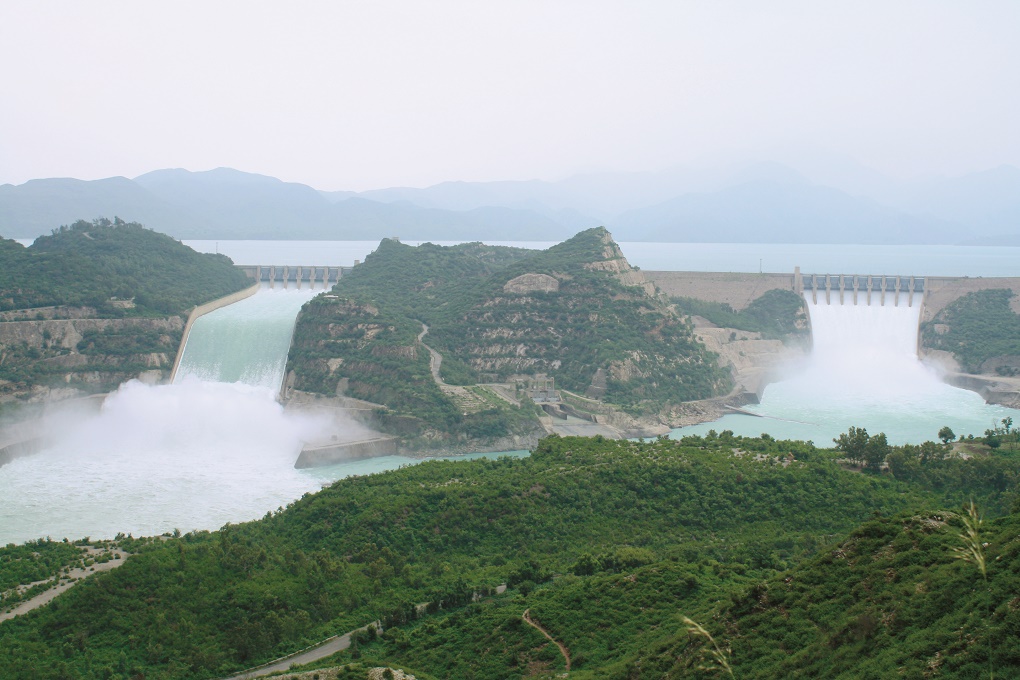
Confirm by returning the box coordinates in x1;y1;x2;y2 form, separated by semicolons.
294;437;400;468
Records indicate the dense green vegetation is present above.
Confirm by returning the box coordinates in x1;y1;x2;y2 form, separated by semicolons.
331;508;1020;679
1;432;1017;679
0;218;249;317
288;228;729;442
922;288;1020;373
672;288;807;339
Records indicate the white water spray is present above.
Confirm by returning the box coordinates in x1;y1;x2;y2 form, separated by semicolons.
677;294;1020;444
0;287;330;544
788;297;939;402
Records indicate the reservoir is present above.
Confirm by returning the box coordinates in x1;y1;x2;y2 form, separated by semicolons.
1;239;1019;544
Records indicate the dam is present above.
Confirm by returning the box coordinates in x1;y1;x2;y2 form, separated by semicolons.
3;237;1020;545
235;264;354;288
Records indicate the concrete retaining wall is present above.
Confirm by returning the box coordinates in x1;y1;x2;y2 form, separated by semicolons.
294;437;399;469
169;283;260;382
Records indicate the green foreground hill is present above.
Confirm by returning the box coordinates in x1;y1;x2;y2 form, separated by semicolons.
287;228;730;447
1;432;1018;679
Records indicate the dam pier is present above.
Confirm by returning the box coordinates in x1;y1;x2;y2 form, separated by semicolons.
236;264;354;289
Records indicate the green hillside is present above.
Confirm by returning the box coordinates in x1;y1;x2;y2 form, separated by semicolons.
921;288;1020;373
1;432;1017;678
0;217;250;316
287;228;729;445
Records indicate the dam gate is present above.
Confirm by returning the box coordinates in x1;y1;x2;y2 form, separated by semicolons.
236;265;354;289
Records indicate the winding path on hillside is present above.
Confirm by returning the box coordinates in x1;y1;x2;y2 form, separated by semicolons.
0;547;130;623
219;621;380;680
523;608;571;672
417;323;444;385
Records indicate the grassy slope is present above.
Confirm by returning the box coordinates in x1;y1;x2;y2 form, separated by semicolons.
1;433;1017;679
335;508;1020;679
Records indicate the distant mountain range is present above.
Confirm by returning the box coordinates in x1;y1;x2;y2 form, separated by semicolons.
2;162;1019;244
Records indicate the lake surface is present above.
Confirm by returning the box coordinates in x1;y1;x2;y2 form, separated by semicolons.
182;239;1020;278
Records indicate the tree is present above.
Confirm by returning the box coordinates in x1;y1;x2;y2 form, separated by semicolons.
834;426;870;466
938;426;956;445
863;432;890;472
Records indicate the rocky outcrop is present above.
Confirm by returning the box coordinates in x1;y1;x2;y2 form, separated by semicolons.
0;317;183;350
0;316;185;402
694;324;807;399
503;273;559;294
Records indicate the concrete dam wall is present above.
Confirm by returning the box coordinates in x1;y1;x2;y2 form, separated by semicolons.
643;269;1020;409
643;271;796;310
644;270;1020;319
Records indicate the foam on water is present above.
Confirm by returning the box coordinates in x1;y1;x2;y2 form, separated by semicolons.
0;379;334;544
676;294;1020;444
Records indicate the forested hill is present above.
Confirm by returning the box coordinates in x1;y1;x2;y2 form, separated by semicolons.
0;217;250;316
0;218;251;405
426;227;729;405
287;228;730;445
1;433;1018;678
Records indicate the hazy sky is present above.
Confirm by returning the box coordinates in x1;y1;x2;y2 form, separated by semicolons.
2;1;1018;190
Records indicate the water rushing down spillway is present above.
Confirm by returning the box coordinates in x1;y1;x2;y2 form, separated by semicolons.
175;285;320;389
676;293;1020;445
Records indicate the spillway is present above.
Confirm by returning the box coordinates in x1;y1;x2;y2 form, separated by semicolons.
174;285;319;389
0;286;330;545
677;294;1020;444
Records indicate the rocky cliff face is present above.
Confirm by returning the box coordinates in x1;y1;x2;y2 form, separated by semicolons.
428;228;729;406
0;311;184;403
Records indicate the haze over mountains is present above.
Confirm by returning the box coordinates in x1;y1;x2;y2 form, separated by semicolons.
2;160;1019;245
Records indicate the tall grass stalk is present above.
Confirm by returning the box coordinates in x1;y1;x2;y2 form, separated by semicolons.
953;500;993;679
682;616;735;678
